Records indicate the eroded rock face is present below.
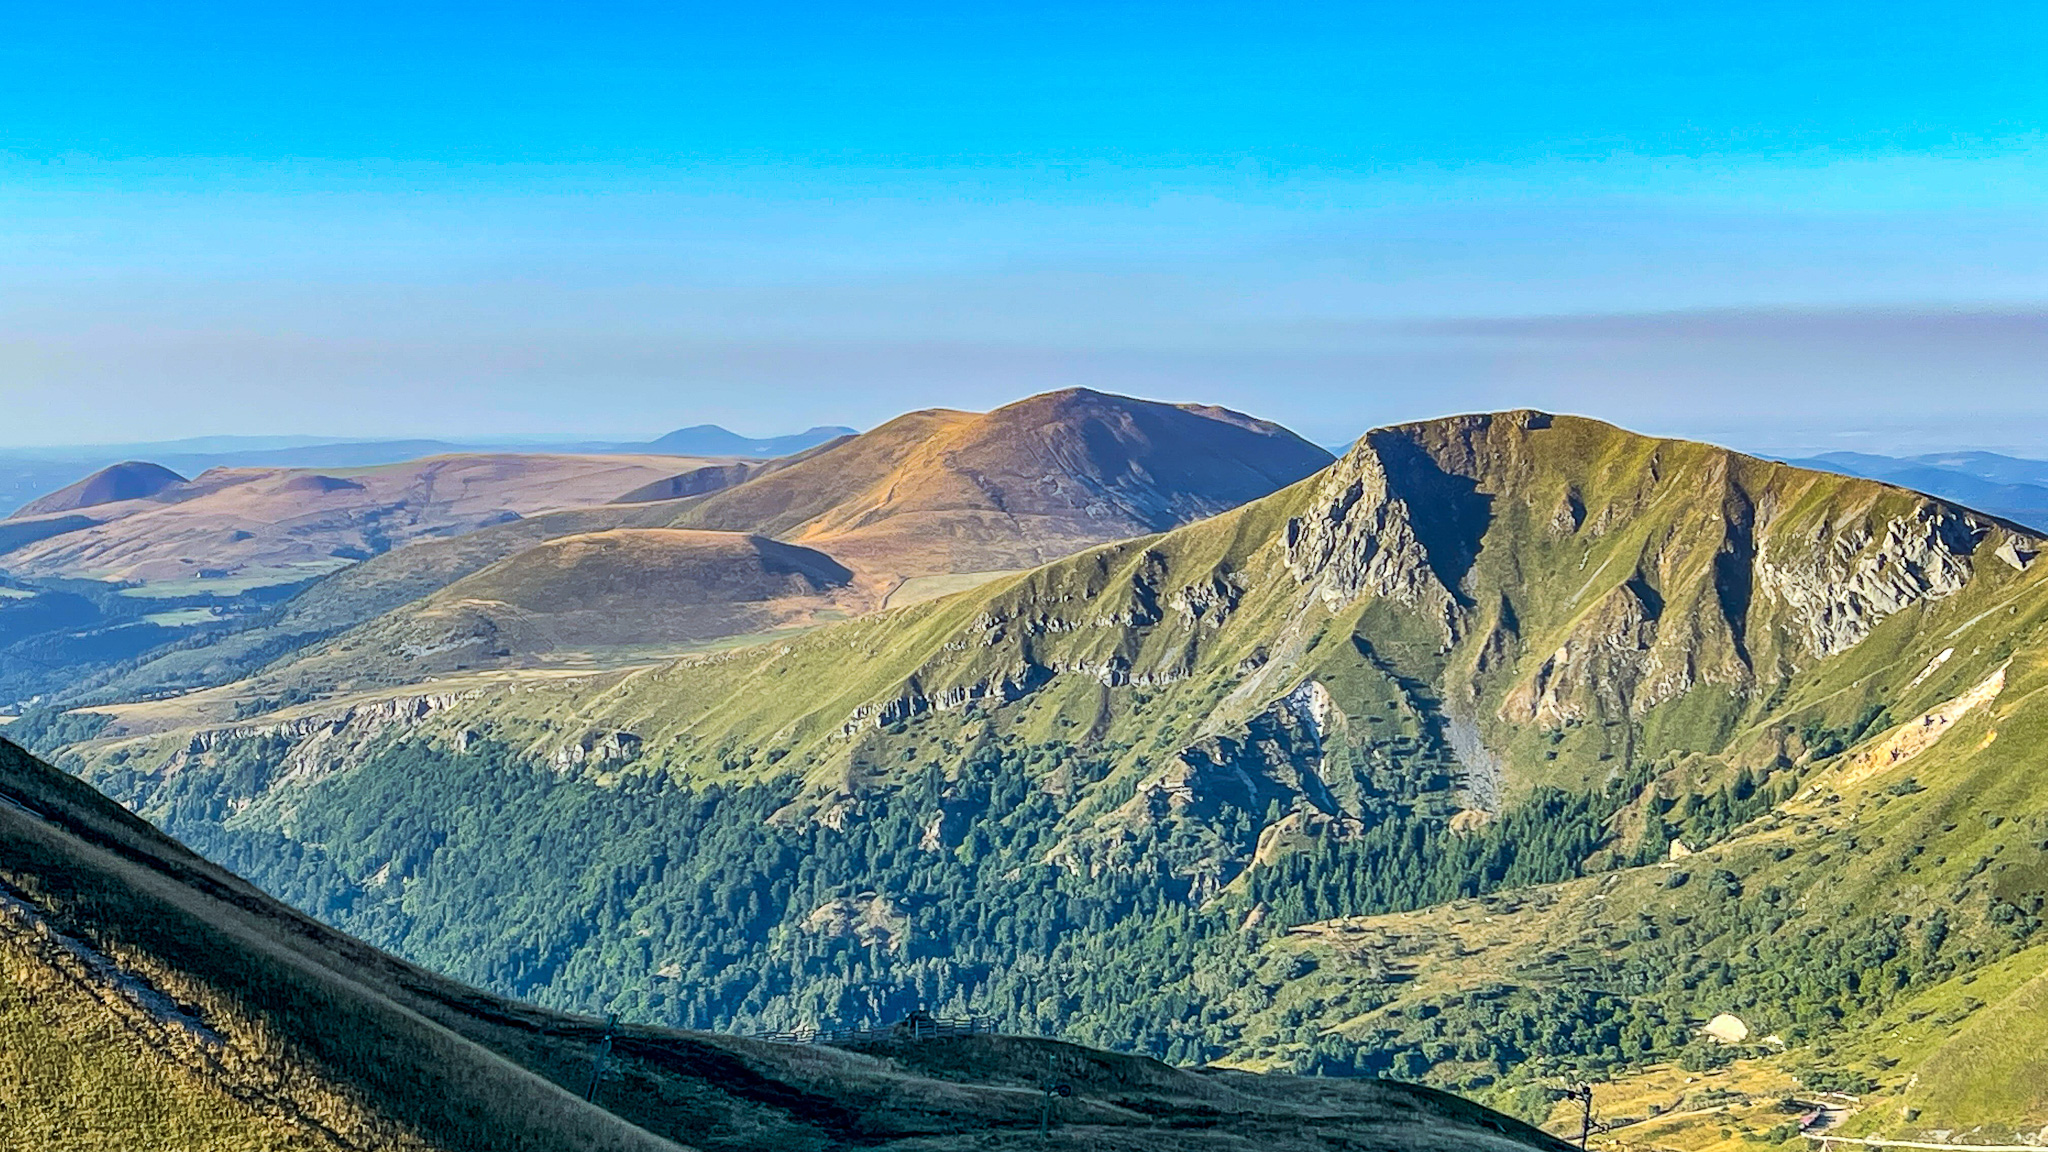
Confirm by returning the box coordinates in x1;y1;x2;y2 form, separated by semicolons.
1281;445;1454;626
1144;678;1342;823
1758;505;1994;658
554;730;642;770
173;691;479;790
1996;534;2039;572
801;892;905;951
1501;579;1661;729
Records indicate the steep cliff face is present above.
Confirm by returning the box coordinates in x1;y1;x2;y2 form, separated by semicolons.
1336;413;2029;760
1282;440;1459;626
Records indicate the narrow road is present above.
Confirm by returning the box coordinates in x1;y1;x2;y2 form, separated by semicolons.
1810;1137;2045;1151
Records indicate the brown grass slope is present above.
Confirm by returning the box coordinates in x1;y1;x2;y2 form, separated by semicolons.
0;737;1565;1152
666;388;1335;579
274;530;860;685
86;390;1331;707
12;460;189;518
0;453;717;585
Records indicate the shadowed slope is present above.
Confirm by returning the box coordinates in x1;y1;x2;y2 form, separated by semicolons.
12;460;189;518
267;530;860;687
0;737;1564;1151
668;388;1336;577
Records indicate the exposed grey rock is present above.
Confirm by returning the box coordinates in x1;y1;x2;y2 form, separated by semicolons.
1997;533;2039;572
1758;505;1991;658
1281;444;1455;629
554;729;642;770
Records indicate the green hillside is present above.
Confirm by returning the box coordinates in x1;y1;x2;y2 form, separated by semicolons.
0;735;1567;1150
52;411;2048;1141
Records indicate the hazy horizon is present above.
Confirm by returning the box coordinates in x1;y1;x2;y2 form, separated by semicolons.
5;375;2046;466
5;3;2046;458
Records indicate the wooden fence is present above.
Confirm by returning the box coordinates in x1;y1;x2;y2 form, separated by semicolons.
753;1015;992;1047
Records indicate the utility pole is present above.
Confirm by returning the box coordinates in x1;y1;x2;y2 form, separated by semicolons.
1559;1082;1596;1149
585;1012;618;1103
1038;1082;1071;1136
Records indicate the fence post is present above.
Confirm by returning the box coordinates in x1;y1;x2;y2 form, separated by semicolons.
585;1013;617;1103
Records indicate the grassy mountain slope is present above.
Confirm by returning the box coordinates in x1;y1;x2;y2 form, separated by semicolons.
52;410;2048;1141
0;738;1562;1151
259;530;862;688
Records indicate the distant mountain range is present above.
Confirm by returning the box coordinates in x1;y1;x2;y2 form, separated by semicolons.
27;405;2048;1143
644;424;856;457
1784;449;2048;530
0;424;857;517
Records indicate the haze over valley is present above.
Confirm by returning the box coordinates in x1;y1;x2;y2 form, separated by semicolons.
3;385;2048;1150
10;4;2048;1148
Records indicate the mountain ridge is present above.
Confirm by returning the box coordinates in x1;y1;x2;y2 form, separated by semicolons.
39;408;2048;1142
69;388;1333;708
1789;448;2048;531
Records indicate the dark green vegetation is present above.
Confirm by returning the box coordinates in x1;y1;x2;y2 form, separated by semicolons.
146;732;1713;1076
0;571;320;708
0;736;1567;1151
46;409;2048;1141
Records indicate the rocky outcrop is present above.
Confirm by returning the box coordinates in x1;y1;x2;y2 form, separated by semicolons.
1759;505;1995;658
174;691;481;793
1996;534;2038;572
1282;445;1456;628
1840;664;2007;786
553;730;643;770
1137;678;1343;821
800;892;906;951
1493;570;1745;732
1501;579;1662;728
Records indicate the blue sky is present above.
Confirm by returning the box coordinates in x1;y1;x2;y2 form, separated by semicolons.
3;2;2046;453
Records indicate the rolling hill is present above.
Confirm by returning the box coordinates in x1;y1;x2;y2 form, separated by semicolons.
664;387;1337;579
0;453;756;710
0;453;722;588
1790;449;2048;531
0;735;1563;1150
65;389;1333;710
265;530;862;686
47;409;2048;1141
13;460;190;517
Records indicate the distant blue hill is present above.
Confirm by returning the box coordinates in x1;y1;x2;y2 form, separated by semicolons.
1786;450;2048;531
643;424;855;457
0;425;858;516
